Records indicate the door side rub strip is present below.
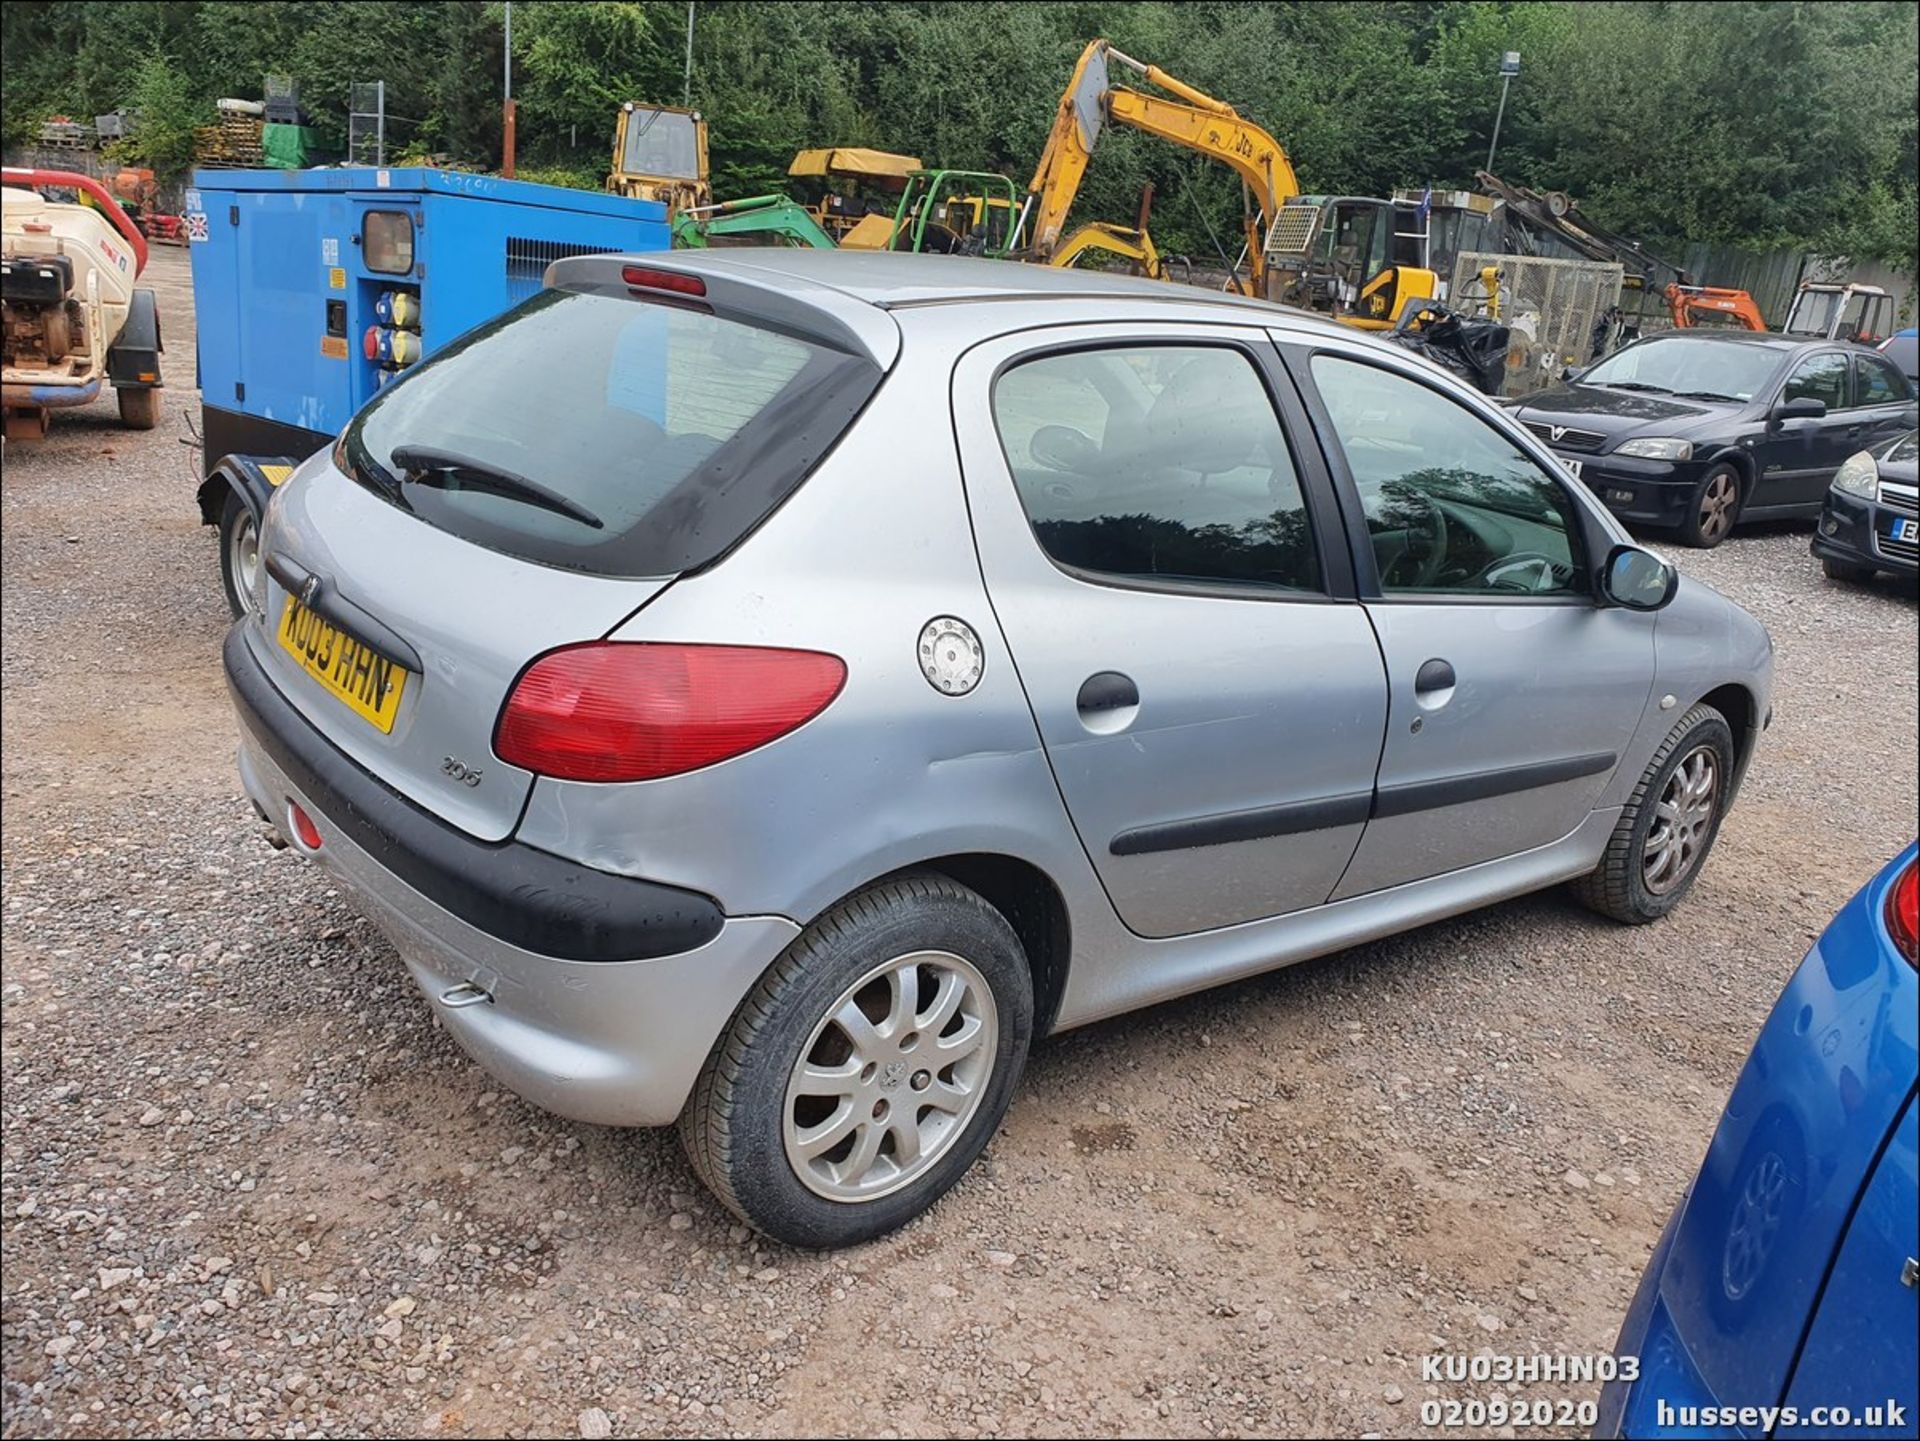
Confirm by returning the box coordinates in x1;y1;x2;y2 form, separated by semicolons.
1371;751;1618;820
1108;751;1619;856
1111;791;1374;856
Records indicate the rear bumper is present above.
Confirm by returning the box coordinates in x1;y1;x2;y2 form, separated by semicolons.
225;626;799;1125
1811;487;1919;576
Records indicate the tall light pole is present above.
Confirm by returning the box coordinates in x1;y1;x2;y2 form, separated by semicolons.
684;2;695;107
1486;50;1520;174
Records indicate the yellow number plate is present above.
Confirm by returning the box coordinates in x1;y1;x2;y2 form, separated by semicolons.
277;596;408;733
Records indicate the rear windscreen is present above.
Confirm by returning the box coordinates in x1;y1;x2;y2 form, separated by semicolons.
341;290;881;577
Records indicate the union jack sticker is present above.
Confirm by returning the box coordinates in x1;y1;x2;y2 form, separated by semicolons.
185;211;210;243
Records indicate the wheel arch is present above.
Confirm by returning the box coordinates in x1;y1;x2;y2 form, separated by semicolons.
1707;445;1756;494
1696;681;1762;792
831;852;1074;1039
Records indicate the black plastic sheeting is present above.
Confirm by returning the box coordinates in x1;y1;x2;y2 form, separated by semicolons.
1385;304;1512;396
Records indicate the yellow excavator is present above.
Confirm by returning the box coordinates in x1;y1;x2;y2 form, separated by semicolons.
1023;39;1437;323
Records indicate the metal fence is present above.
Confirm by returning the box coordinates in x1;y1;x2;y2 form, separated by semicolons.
1450;251;1624;395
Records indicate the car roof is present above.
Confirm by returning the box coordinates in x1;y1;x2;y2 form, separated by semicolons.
1630;329;1804;351
625;246;1309;319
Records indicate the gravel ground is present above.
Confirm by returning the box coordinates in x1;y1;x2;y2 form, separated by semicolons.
4;251;1916;1440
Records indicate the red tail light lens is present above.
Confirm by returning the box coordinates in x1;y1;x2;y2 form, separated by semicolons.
622;265;706;297
1888;858;1918;966
495;642;846;783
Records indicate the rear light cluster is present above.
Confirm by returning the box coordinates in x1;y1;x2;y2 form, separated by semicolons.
1888;858;1918;966
494;642;846;783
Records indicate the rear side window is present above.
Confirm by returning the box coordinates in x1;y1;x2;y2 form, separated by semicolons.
1855;354;1911;405
990;346;1321;595
342;290;881;576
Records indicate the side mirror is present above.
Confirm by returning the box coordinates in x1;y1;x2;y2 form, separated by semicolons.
1600;544;1679;611
1560;364;1587;384
1770;395;1826;427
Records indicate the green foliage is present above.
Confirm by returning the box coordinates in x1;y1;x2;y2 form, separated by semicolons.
1;1;1912;279
107;53;208;182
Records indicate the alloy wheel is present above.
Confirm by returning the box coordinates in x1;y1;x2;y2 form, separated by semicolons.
783;950;998;1203
229;511;261;617
1697;472;1738;544
1644;746;1719;895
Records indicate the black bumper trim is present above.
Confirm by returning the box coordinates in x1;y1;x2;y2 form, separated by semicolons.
224;626;726;963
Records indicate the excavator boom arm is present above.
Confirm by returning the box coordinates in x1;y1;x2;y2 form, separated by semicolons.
1023;39;1300;273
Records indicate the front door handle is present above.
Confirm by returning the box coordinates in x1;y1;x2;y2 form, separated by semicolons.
1077;671;1139;714
1414;658;1456;694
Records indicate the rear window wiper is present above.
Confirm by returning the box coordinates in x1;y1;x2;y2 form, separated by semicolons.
387;445;605;530
1601;381;1673;393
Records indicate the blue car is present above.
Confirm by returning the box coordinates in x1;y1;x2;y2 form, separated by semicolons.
1598;844;1918;1437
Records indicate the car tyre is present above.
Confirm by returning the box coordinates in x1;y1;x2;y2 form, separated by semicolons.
679;874;1033;1248
218;489;262;621
116;385;161;430
1821;556;1875;584
1572;703;1736;924
1678;463;1743;548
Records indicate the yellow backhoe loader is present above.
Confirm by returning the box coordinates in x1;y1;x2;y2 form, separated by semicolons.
607;102;710;215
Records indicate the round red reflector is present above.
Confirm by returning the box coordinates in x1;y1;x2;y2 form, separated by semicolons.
289;802;323;850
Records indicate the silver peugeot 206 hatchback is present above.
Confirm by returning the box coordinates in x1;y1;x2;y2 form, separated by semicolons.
227;249;1773;1246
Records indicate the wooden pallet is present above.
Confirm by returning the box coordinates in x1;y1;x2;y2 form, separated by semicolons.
195;114;264;168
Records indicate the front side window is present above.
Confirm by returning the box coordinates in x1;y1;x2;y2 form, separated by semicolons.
991;346;1321;594
1311;355;1586;597
362;210;414;275
1855;354;1912;406
1783;353;1850;410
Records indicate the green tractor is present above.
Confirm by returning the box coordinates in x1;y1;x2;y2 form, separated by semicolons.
841;169;1024;258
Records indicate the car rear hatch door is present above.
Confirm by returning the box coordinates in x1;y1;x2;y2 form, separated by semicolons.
248;257;894;841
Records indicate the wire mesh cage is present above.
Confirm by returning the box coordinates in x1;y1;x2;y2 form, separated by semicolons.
1450;252;1625;395
348;81;387;167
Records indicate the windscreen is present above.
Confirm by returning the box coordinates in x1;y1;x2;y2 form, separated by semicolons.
341;289;881;577
621;109;700;180
1579;336;1785;403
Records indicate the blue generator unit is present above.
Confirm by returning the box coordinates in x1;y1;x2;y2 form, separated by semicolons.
186;166;668;613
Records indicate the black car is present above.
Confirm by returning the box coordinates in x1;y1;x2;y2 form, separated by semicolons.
1510;331;1917;547
1812;428;1918;582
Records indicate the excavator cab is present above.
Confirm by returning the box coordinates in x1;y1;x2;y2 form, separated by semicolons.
1267;196;1436;327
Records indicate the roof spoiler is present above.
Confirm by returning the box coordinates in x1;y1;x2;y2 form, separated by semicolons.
545;253;901;369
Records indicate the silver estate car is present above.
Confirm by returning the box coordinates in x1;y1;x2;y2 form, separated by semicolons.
227;250;1773;1247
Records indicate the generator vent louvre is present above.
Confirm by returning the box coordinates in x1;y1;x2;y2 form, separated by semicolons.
505;237;620;304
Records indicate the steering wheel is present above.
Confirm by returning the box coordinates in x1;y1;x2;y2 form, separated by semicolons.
1379;495;1449;589
1477;551;1567;594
